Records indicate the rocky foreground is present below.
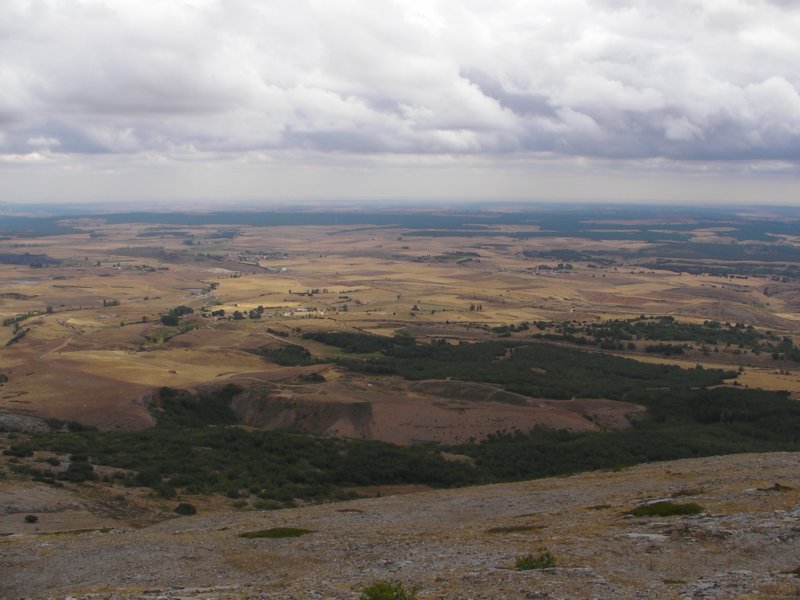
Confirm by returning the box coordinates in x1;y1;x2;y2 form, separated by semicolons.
2;452;800;599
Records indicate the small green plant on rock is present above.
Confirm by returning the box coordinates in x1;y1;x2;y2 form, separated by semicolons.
359;580;418;600
238;527;313;539
515;550;556;570
627;501;704;517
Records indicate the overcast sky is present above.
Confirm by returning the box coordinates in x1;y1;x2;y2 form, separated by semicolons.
1;0;799;206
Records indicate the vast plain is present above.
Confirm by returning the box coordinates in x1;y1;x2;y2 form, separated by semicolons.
4;206;800;432
2;204;800;598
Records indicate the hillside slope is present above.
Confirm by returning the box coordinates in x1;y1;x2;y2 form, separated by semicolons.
2;452;799;599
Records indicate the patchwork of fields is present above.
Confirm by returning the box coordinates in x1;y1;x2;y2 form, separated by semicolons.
3;207;800;436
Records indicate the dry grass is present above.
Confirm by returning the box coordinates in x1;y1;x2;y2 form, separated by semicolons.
3;220;800;430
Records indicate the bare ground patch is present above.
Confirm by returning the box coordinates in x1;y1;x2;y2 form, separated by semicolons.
232;378;646;444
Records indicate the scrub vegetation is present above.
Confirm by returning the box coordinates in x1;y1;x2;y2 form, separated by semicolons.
6;339;800;505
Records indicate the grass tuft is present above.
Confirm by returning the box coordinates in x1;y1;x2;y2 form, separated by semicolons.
627;501;704;517
238;527;314;539
515;550;556;570
359;580;418;600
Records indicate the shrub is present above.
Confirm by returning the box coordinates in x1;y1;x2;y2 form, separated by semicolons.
254;499;284;510
238;527;314;539
174;502;197;515
359;580;418;600
58;457;97;483
24;514;39;524
757;483;793;492
300;372;326;383
627;501;704;517
134;468;162;487
160;313;179;327
515;550;556;570
670;488;704;498
3;446;33;458
154;484;177;498
255;344;314;366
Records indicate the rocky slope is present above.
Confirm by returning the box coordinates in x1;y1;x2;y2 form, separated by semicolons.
1;452;799;599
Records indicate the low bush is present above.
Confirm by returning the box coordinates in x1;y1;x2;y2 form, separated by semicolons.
174;502;197;515
254;499;284;510
58;456;96;483
238;527;313;539
515;550;556;570
359;580;418;600
154;484;177;498
627;501;704;517
670;488;704;498
757;483;793;492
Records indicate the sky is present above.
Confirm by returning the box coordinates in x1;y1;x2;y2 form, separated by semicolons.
1;0;799;207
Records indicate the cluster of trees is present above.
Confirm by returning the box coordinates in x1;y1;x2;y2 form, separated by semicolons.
3;311;43;328
152;385;240;428
208;305;266;320
639;260;800;279
644;343;687;356
160;305;194;326
492;322;530;334
458;386;800;480
254;344;315;366
330;337;731;401
6;386;477;504
7;377;800;504
8;326;800;506
411;251;480;264
5;327;29;347
527;316;800;360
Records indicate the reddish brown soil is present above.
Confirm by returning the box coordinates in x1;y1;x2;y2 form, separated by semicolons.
231;377;646;445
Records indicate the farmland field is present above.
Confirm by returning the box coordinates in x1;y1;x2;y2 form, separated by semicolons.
3;204;800;506
2;205;800;436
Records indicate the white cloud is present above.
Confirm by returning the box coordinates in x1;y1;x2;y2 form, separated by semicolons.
1;0;799;202
26;136;60;148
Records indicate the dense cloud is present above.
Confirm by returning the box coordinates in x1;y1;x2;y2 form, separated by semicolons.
1;0;799;183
